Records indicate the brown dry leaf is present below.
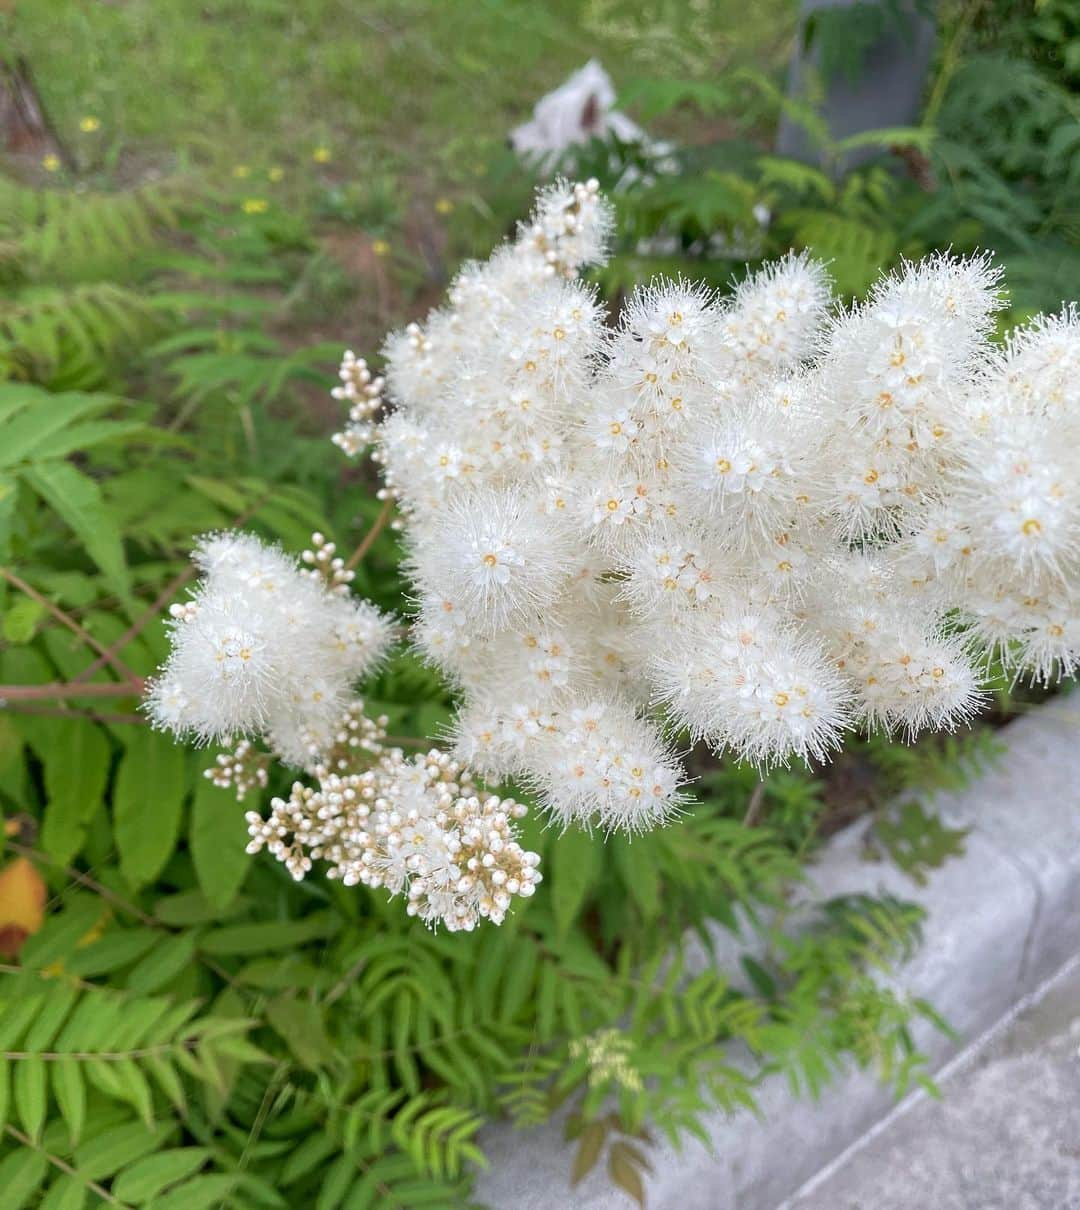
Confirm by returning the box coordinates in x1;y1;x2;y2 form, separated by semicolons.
0;856;47;958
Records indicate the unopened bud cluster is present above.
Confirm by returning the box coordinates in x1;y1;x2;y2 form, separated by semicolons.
205;739;269;802
246;744;541;930
331;352;385;456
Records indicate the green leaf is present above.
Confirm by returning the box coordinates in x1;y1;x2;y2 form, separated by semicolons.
14;1053;47;1141
51;1059;86;1145
20;461;131;598
551;827;597;937
113;728;186;889
0;473;17;562
112;1147;210;1203
190;776;250;910
834;125;935;156
1;597;44;644
200;914;339;955
65;928;158;978
74;1121;168;1181
0;392;115;469
146;1174;238;1210
124;931;197;996
0;1148;48;1210
38;719;111;866
613;836;661;922
266;995;335;1070
39;1174;85;1210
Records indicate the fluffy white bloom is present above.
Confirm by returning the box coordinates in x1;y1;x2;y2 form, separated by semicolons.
149;182;1080;928
146;533;395;747
407;489;572;636
370;181;1079;821
648;610;849;765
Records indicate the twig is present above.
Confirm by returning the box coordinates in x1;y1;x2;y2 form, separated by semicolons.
742;780;767;828
0;566;140;684
0;680;144;702
3;1043;192;1062
71;564;195;684
8;841;158;928
345;497;394;570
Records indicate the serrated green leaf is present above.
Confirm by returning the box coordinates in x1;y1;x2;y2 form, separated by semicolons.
36;718;111;867
21;461;130;598
265;995;334;1070
112;728;185;889
190;776;249;910
0;392;115;469
551;827;597;937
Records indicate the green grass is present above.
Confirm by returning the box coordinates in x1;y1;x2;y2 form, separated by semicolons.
6;0;798;192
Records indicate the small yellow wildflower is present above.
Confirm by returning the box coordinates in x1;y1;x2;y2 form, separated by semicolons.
435;197;454;215
232;164;251;179
268;165;285;182
78;116;101;133
312;146;332;164
371;239;391;257
242;198;269;215
42;154;61;172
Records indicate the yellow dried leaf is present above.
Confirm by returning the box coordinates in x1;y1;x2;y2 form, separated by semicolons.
0;856;47;958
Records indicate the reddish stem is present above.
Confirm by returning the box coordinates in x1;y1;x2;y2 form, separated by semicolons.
0;566;140;684
71;564;195;684
0;679;144;702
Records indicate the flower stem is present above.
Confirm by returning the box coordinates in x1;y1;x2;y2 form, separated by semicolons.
345;497;395;570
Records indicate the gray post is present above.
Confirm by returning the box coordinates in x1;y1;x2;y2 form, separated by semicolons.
777;0;938;171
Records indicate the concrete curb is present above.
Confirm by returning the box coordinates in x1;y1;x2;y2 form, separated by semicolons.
473;696;1080;1210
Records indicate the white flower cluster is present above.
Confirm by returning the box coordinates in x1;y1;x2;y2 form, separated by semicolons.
145;532;395;763
246;746;541;931
145;531;542;930
360;179;1080;832
147;179;1079;927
